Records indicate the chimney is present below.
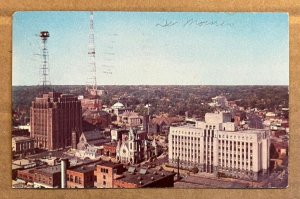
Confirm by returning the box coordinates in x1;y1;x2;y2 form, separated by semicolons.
61;158;69;188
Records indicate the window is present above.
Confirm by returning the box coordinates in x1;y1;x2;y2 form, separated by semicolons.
103;175;106;180
103;181;106;185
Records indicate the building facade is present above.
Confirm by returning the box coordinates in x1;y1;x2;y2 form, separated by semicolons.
117;111;143;127
113;167;176;188
33;165;61;188
209;95;228;109
168;112;270;181
116;128;157;164
94;162;125;188
30;92;82;150
66;165;96;188
17;168;36;183
12;136;35;157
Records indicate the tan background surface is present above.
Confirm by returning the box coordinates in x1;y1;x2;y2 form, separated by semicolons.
0;0;299;198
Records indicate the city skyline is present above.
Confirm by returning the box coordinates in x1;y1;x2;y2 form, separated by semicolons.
13;12;289;86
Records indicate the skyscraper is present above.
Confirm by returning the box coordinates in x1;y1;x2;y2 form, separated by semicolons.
30;92;82;150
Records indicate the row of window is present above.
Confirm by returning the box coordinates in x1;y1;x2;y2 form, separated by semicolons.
100;168;109;174
218;134;253;141
66;175;94;184
219;147;253;152
171;134;256;142
219;141;253;146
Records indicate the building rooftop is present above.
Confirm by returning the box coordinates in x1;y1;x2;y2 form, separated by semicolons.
96;161;123;168
37;165;61;174
115;167;176;187
12;159;34;166
112;102;125;109
104;142;117;147
229;128;268;135
170;124;199;129
82;130;105;142
12;136;34;142
171;124;268;135
69;164;96;173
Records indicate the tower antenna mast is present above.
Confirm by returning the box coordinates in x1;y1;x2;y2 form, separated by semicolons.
39;31;51;93
86;12;97;94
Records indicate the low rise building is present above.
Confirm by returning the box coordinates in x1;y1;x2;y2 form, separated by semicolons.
103;142;117;157
16;168;36;183
151;114;184;135
111;102;132;116
77;130;107;150
66;165;96;188
117;111;143;127
94;161;125;188
209;95;228;109
80;98;102;111
74;130;108;159
12;136;35;158
114;167;176;188
33;165;61;188
82;109;111;129
111;129;129;142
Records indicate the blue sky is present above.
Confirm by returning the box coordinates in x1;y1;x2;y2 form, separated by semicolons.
13;12;289;85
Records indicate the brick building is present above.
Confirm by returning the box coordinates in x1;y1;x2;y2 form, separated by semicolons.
80;98;102;111
103;142;117;157
66;165;96;188
82;109;111;129
33;165;61;188
17;168;36;183
111;129;129;142
94;161;125;188
30;92;82;150
12;136;35;158
113;167;176;188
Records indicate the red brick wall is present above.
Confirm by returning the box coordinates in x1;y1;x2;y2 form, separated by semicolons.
17;169;35;183
66;170;95;188
103;145;117;157
113;180;137;188
95;165;114;188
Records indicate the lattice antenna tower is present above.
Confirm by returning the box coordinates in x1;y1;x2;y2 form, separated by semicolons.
86;11;97;92
39;31;51;93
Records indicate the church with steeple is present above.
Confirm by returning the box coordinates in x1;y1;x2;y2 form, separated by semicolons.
116;128;158;164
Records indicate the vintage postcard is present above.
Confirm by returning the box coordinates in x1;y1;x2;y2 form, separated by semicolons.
12;11;288;189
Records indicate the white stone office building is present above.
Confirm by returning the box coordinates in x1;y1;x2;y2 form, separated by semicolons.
168;112;270;181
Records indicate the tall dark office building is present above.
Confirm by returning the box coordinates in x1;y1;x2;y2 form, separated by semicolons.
30;92;82;150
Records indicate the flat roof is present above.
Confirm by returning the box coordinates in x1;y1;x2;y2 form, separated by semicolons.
171;125;267;135
170;124;199;129
116;168;175;187
69;164;96;173
222;128;267;135
96;161;122;168
37;165;61;174
12;136;34;142
104;142;117;146
12;159;33;166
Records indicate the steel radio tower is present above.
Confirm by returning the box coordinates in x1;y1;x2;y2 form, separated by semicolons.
39;31;51;93
86;12;97;94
